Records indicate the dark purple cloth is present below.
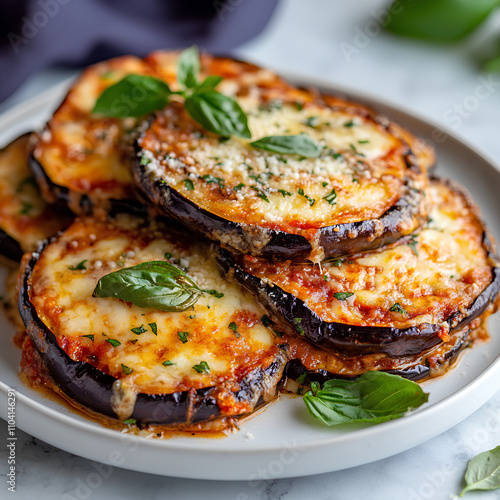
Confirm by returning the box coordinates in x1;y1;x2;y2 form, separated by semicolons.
0;0;278;102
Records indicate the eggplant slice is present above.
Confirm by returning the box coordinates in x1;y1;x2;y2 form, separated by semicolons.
29;51;301;216
282;313;489;384
218;178;500;357
18;214;286;428
135;82;432;262
0;134;72;260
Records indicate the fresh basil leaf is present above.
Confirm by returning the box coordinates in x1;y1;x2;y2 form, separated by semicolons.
385;0;499;43
484;52;500;73
304;371;428;426
93;74;172;118
185;90;251;138
196;75;223;92
93;261;202;312
461;446;500;496
177;45;200;89
250;134;322;158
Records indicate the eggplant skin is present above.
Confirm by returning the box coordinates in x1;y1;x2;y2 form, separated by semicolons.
28;152;146;218
0;230;22;262
18;244;286;427
134;142;424;262
217;247;500;357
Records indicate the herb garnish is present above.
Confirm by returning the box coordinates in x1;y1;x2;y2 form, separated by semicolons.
184;179;194;191
193;361;210;374
298;188;315;206
323;188;337;206
93;261;205;313
409;234;419;256
304;371;428;426
333;292;354;301
106;338;121;347
460;446;500;496
278;189;292;197
294;317;305;336
228;321;241;338
93;46;251;139
234;183;245;191
131;324;146;335
81;334;94;341
390;303;408;315
162;360;175;366
178;331;189;343
121;364;133;375
204;289;224;298
68;260;87;271
122;418;136;425
250;133;322;158
149;322;158;335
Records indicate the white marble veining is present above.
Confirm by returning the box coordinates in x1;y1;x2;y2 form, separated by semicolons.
1;1;500;499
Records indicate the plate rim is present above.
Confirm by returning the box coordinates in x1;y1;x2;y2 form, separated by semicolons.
0;74;499;479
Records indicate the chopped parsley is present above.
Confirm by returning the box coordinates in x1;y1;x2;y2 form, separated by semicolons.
228;321;241;338
121;364;133;375
322;182;328;188
204;289;224;298
296;102;304;111
298;188;315;206
332;259;342;267
349;144;366;157
106;338;121;347
344;120;355;127
234;183;245;191
323;275;330;281
122;418;136;425
203;174;224;188
358;139;370;144
251;186;270;203
140;156;151;166
333;292;354;301
178;331;189;343
149;322;157;335
409;234;419;257
131;325;146;335
184;178;194;191
323;188;337;206
193;361;210;373
304;116;319;128
162;360;175;366
81;334;94;341
389;303;408;315
278;189;292;197
68;260;87;271
294;317;305;336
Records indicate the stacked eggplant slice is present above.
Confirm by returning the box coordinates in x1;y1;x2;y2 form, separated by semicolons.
3;49;499;432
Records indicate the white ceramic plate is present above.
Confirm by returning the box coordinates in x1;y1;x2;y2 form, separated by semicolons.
0;78;499;481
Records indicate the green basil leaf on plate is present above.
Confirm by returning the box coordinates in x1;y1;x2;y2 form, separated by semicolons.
93;261;202;312
250;134;322;158
303;371;428;426
196;75;223;92
185;90;251;139
460;446;500;496
93;74;172;118
385;0;499;43
177;45;201;90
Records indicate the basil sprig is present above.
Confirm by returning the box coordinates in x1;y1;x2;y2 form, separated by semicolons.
92;46;251;138
303;371;428;426
93;261;203;312
460;446;500;496
250;133;322;158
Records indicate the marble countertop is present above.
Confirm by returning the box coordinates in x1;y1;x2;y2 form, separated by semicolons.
1;1;500;499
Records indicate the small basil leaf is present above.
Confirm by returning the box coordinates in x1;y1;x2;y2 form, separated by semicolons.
185;90;251;138
250;134;321;158
177;45;200;89
196;75;223;92
484;52;500;73
385;0;499;43
93;261;202;312
93;74;172;118
304;371;428;426
461;446;500;496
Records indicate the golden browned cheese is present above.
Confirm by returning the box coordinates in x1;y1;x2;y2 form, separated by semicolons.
240;180;497;336
139;88;428;235
30;51;309;213
28;214;280;406
0;134;71;251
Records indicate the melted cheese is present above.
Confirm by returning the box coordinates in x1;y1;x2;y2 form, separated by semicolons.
139;92;426;235
241;180;496;330
32;51;306;213
0;134;71;251
29;215;279;399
